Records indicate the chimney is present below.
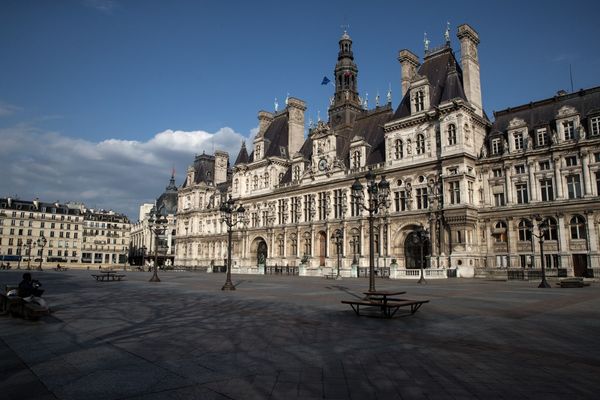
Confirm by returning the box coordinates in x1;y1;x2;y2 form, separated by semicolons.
214;150;229;184
286;97;306;157
457;24;483;117
398;49;420;98
257;111;274;137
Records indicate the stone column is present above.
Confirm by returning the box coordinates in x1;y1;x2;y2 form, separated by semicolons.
528;161;538;202
554;156;564;199
582;151;593;196
507;218;516;268
557;214;569;269
504;165;513;204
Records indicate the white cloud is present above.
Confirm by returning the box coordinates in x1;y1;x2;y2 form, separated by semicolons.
0;124;249;219
0;101;21;117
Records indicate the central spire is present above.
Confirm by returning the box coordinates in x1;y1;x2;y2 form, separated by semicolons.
333;30;360;107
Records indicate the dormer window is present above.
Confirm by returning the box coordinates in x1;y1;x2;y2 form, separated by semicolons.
537;128;548;146
590;116;600;137
448;124;457;145
491;138;501;155
563;120;575;140
415;91;425;112
513;131;524;151
293;165;301;181
416;134;425;155
352;150;361;169
394;139;403;159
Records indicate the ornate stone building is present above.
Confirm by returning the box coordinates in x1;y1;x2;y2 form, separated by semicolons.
174;24;600;278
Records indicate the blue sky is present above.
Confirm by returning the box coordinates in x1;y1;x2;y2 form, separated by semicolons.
1;0;599;218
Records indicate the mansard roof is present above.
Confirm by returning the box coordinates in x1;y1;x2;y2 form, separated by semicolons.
249;111;291;162
0;198;83;215
156;174;178;215
182;153;215;187
492;86;600;133
351;105;394;165
234;141;249;165
393;46;468;120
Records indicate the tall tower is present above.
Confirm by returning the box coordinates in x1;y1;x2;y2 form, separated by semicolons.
457;24;483;117
328;30;363;129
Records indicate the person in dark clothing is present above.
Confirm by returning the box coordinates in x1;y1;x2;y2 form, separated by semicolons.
18;273;44;298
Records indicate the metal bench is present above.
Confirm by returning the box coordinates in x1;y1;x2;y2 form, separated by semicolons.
341;298;429;318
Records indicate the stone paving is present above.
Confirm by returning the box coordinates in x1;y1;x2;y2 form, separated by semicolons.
1;269;599;399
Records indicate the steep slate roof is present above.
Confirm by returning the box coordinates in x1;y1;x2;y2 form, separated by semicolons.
492;86;600;133
263;112;290;159
182;154;215;188
156;174;178;215
0;198;83;215
351;105;394;165
234;141;249;165
393;46;467;120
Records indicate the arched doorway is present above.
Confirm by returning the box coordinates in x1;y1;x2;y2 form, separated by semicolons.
318;231;327;266
251;237;268;270
404;231;431;269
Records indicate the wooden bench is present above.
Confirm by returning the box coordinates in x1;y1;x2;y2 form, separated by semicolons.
324;273;337;279
556;278;589;288
341;298;429;318
91;274;126;282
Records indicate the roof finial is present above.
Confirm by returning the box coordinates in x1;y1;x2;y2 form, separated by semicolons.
285;92;289;106
309;116;314;128
424;32;430;52
387;83;392;104
274;97;279;112
375;91;380;107
317;110;321;122
444;21;450;44
363;92;369;110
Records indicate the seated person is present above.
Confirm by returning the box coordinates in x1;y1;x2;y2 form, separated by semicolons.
18;273;44;298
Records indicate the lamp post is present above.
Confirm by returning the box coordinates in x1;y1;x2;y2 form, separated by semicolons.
37;235;47;271
140;245;147;267
351;171;390;292
123;246;128;270
25;239;34;270
331;229;343;280
529;216;550;288
220;195;246;291
17;239;23;270
413;224;429;284
350;236;358;266
148;210;167;282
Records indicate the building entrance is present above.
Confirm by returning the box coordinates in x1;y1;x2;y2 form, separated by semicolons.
572;254;588;277
404;231;431;269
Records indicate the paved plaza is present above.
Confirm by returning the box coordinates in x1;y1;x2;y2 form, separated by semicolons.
1;270;599;400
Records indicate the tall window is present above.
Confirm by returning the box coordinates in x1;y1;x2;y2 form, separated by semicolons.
544;217;558;241
291;197;300;223
596;172;600;195
448;124;457;145
563;120;575;140
494;192;505;206
565;155;578;167
515;183;529;204
289;234;297;256
278;199;286;225
416;134;425;155
333;189;343;219
591;116;600;136
303;232;311;255
491;138;501;155
277;234;284;256
416;188;428;209
415;90;424;112
318;192;328;220
253;175;258;190
540;179;554;202
264;172;269;188
303;195;313;222
539;160;551;170
352;150;361;169
293;165;301;181
518;219;532;241
513;131;524;150
567;175;582;199
570;215;586;240
351;193;361;217
449;181;460;204
537;128;548;146
492;168;503;177
494;221;507;243
394;139;403;159
394;190;407;212
515;164;526;174
468;181;474;204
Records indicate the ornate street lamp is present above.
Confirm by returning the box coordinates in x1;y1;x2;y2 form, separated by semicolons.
16;239;23;270
148;210;168;282
351;171;390;292
141;245;147;267
37;235;47;271
25;239;34;270
413;224;429;284
220;195;247;291
529;216;551;288
331;228;344;280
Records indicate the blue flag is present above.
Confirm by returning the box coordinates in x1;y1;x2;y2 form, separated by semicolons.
321;76;331;85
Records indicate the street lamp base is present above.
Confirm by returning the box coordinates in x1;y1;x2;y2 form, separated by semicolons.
417;276;427;284
538;279;551;288
335;275;343;280
149;274;161;282
221;281;236;291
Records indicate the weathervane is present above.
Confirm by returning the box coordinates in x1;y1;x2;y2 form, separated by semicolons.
274;97;279;112
424;32;430;51
340;23;350;34
375;91;380;107
285;92;289;106
387;83;392;104
444;21;450;44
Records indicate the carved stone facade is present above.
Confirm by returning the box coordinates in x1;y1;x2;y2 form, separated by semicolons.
174;24;600;278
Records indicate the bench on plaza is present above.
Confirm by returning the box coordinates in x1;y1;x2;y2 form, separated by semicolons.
324;273;337;279
91;273;126;282
341;298;429;318
556;278;589;288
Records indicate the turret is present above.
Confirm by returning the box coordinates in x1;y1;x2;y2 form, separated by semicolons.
457;24;483;117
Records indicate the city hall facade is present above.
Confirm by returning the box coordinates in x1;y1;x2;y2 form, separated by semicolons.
173;24;600;278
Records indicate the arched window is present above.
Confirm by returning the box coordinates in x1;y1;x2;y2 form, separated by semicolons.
278;172;284;182
518;219;532;241
494;221;507;243
264;172;269;187
277;234;284;256
394;139;403;159
289;233;298;256
253;175;258;190
544;217;558;241
234;179;239;192
448;124;457;145
416;134;425;155
293;165;301;181
570;215;587;239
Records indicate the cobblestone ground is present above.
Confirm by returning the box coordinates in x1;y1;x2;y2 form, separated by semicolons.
1;270;599;399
